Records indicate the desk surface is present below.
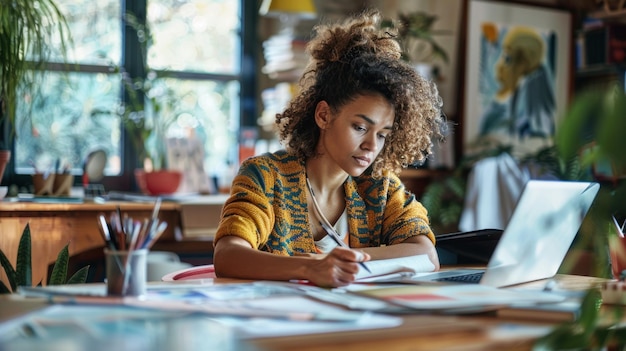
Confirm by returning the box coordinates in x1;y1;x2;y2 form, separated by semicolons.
253;274;608;351
0;274;609;351
0;199;181;212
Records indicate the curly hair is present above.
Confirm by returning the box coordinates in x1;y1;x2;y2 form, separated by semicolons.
275;8;446;177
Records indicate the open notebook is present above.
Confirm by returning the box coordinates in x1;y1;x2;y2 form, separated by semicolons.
355;180;600;287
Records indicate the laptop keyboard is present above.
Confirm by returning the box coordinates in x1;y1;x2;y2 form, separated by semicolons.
435;271;484;283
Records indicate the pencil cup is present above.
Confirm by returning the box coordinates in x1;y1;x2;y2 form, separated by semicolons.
105;248;148;297
33;173;55;195
52;173;73;196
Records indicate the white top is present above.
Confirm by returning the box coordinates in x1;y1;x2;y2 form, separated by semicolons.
314;208;348;253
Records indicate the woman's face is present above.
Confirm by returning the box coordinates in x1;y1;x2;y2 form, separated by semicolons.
315;94;394;177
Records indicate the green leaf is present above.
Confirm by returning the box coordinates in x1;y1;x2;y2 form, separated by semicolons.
48;244;69;285
533;289;603;350
0;247;17;293
66;265;90;285
533;323;587;350
555;90;604;160
15;223;31;288
577;289;601;338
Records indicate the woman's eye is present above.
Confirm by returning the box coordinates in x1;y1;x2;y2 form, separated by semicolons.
353;125;366;132
378;133;388;140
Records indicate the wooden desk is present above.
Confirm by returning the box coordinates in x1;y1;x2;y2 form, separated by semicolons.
0;274;608;351
248;274;608;351
0;200;216;288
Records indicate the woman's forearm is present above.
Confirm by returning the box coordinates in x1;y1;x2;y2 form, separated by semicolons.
213;236;311;281
214;236;373;287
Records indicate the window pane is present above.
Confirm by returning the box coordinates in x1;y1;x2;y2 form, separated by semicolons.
147;0;240;74
154;78;240;177
15;72;121;175
54;0;122;65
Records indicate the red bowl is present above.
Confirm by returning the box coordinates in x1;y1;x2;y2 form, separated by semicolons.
143;170;183;195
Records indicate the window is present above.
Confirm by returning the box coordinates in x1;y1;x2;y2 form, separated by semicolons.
9;0;256;191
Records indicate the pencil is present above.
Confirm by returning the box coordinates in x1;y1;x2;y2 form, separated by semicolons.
319;221;372;274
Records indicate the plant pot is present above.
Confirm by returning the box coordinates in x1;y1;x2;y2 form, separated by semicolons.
142;170;183;196
134;169;149;195
0;150;10;184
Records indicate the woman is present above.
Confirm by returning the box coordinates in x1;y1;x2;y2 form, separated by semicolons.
213;9;446;287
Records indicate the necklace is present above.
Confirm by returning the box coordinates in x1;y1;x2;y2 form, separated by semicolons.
306;176;346;242
306;176;332;230
305;176;371;273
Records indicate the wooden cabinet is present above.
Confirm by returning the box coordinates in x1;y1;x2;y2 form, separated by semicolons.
0;201;215;288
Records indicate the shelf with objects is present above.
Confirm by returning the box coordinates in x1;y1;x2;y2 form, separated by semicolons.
575;5;626;94
256;0;318;153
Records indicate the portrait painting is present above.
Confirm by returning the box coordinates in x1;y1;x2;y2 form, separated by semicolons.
462;1;572;156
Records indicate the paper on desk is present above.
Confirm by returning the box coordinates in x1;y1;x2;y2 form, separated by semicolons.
0;304;242;350
355;254;435;282
16;282;402;340
341;284;566;311
200;295;402;339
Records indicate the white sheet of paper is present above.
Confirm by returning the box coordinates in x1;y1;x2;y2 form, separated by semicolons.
355;254;436;282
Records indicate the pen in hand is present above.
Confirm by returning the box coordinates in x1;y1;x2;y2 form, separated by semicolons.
318;220;372;274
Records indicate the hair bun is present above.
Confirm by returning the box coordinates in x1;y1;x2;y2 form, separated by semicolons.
306;9;402;68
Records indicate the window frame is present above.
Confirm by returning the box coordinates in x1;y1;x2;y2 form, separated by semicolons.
3;0;257;192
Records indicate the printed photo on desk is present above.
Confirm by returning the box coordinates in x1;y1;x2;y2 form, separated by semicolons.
16;281;402;339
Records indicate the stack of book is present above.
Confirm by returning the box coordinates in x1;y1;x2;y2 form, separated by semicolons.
261;32;309;81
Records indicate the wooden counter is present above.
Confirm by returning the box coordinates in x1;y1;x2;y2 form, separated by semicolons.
0;200;215;288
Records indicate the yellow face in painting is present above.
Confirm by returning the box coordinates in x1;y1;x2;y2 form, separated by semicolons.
495;27;544;99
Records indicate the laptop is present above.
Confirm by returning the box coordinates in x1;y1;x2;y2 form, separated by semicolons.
436;228;504;264
413;180;600;287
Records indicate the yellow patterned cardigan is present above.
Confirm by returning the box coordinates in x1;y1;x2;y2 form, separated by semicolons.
214;150;435;255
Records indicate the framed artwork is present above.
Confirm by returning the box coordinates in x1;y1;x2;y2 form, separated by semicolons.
461;0;573;156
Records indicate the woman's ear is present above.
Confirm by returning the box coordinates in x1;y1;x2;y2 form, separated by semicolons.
314;101;331;129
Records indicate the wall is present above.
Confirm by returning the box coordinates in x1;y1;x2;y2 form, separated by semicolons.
368;0;563;117
256;0;567;141
369;0;463;117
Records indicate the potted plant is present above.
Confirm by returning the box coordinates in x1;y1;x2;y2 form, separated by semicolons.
121;71;184;195
529;86;626;349
121;70;179;172
0;0;71;183
119;13;183;195
381;11;449;80
0;223;89;294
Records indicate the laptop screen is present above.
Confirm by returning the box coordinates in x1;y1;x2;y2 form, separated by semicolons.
481;180;599;287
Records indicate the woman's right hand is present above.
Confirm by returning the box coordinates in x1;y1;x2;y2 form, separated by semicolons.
305;247;370;287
